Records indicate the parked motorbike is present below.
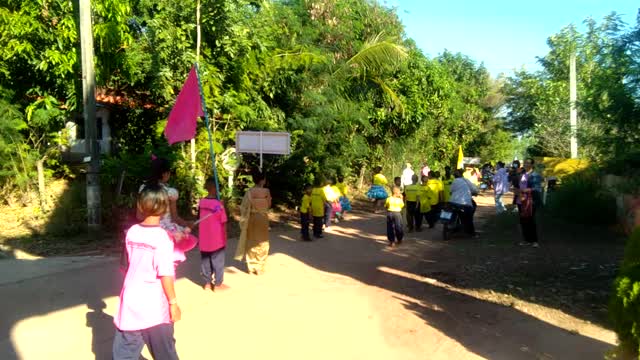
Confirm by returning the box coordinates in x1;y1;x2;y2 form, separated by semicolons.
439;202;465;240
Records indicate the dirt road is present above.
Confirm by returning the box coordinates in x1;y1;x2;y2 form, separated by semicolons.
0;198;617;359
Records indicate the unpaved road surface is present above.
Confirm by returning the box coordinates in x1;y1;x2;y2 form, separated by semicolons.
0;197;617;359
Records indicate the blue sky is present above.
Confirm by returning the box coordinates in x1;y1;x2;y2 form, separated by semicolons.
385;0;638;77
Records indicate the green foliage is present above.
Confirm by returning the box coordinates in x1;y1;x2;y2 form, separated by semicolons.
610;228;640;359
0;0;524;212
546;170;617;225
505;13;640;167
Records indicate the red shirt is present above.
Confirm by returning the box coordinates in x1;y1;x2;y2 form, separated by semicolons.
198;198;228;252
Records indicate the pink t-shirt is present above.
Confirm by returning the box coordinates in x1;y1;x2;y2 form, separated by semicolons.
114;224;175;331
198;198;227;252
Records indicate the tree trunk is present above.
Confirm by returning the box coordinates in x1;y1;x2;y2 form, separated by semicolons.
357;166;366;190
36;158;47;211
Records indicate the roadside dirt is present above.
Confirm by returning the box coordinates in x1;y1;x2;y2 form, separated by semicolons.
0;192;622;359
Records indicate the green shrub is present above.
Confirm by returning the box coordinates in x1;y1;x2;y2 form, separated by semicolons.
610;228;640;359
546;170;617;225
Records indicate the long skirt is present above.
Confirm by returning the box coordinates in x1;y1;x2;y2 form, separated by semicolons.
245;212;270;274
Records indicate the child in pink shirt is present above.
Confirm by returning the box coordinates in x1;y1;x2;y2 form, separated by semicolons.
113;184;181;360
198;177;229;291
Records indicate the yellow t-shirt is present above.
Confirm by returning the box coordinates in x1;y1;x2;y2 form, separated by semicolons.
323;185;338;202
443;176;454;203
404;184;420;202
336;182;347;197
300;194;311;214
373;173;388;186
310;187;327;217
418;185;435;213
464;170;480;185
426;179;443;205
331;185;342;200
385;196;404;212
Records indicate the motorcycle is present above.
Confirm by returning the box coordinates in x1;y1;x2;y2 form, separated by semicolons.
439;202;472;240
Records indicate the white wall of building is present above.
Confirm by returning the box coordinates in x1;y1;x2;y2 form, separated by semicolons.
65;106;112;154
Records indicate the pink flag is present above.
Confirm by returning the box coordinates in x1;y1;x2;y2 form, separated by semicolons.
164;66;204;145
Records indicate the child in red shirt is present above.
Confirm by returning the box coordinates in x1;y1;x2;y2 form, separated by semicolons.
198;177;229;291
113;184;180;360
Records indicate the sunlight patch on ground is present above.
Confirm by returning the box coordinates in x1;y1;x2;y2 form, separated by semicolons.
278;234;298;242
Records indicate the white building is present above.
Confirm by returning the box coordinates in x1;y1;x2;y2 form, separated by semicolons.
64;104;112;155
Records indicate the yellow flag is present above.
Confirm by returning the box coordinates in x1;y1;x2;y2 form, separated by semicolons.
456;146;464;169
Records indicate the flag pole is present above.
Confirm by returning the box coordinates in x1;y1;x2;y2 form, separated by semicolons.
194;63;221;200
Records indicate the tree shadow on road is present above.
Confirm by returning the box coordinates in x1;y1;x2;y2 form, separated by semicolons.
0;197;620;360
259;206;616;359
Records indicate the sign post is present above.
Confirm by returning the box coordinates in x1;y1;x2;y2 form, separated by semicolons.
235;131;291;171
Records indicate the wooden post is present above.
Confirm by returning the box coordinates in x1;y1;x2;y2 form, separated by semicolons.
570;53;578;158
36;158;47;211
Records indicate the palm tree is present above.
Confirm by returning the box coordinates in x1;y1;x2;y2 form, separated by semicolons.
334;33;408;114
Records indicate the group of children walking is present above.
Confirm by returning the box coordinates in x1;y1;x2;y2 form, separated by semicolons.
114;161;456;359
368;166;453;248
300;176;352;241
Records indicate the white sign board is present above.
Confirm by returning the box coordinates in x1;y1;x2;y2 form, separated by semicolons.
463;157;482;166
236;131;290;155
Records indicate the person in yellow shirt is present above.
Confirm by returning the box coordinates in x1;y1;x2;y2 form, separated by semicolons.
442;166;454;203
385;186;405;247
425;172;444;228
300;184;312;241
418;175;436;227
433;171;445;204
367;166;389;213
464;167;480;186
329;180;344;221
310;178;327;238
403;174;422;232
336;175;352;219
323;179;339;228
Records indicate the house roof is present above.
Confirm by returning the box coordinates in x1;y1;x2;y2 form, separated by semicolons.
95;88;155;109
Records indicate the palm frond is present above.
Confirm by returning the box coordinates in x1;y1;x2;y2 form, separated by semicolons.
343;34;408;77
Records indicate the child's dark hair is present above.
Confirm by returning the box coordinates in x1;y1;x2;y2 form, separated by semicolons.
137;184;169;218
373;166;382;174
205;177;217;188
304;183;312;191
149;157;171;184
337;175;344;182
205;177;218;195
253;171;266;183
313;176;324;187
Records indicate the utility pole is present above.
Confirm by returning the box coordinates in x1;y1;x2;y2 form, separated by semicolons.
569;53;578;159
78;0;101;230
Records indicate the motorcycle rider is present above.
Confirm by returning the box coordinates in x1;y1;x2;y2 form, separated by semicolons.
450;169;479;237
